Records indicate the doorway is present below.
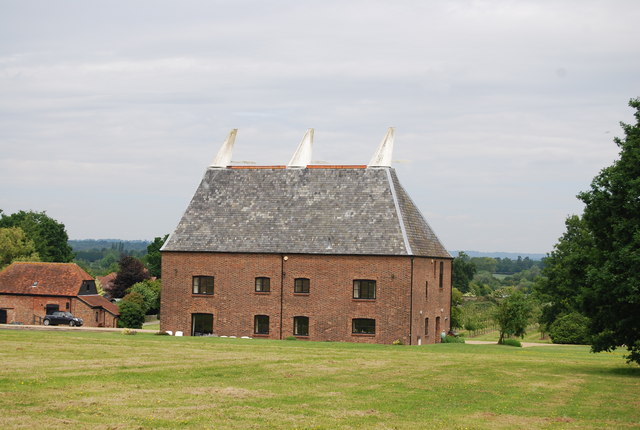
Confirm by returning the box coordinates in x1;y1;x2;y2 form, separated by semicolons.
0;309;7;324
45;304;59;315
191;313;214;336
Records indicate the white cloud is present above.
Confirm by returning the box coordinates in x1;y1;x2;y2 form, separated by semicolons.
0;0;639;252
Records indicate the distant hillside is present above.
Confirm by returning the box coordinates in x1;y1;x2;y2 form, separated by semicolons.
69;239;150;252
449;250;547;260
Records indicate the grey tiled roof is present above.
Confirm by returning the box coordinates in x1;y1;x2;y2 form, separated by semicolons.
163;167;451;258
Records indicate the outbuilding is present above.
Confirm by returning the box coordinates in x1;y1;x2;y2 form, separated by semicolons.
0;262;119;327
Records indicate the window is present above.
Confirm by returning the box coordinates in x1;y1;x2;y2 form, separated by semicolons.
425;317;429;336
353;280;376;299
293;316;309;336
192;313;214;336
254;315;269;334
352;318;376;334
95;311;99;322
294;278;310;293
439;262;444;288
255;277;270;292
193;276;214;295
425;281;429;299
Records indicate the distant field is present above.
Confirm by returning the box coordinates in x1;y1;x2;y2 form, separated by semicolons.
0;330;638;429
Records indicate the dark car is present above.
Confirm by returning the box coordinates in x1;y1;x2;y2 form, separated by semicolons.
43;311;83;327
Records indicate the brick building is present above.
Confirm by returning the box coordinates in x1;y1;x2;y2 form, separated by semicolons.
0;262;119;327
161;129;452;344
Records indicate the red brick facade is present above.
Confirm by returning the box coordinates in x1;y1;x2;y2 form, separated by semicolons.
0;262;119;327
161;252;451;344
0;294;118;327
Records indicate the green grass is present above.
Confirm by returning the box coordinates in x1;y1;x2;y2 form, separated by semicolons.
142;321;160;331
465;328;552;344
1;330;638;429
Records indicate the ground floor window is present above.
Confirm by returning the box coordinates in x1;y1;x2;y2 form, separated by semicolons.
425;317;429;336
352;318;376;334
192;313;214;336
254;315;269;334
293;316;309;336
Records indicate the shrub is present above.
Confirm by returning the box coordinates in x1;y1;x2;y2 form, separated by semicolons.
285;336;297;341
122;328;137;335
392;339;404;345
155;331;170;336
442;335;465;344
549;312;591;344
500;338;522;347
117;299;146;329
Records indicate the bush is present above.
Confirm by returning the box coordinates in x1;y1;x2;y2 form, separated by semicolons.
392;339;404;345
155;331;170;336
442;335;465;343
117;299;146;329
549;312;591;344
121;328;137;335
284;336;297;341
500;338;522;347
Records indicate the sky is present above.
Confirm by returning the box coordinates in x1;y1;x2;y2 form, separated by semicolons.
1;1;639;254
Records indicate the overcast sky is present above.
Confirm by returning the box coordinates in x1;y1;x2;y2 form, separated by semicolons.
1;1;639;254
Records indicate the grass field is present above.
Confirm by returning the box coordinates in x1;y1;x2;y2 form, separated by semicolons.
464;328;552;344
1;330;638;429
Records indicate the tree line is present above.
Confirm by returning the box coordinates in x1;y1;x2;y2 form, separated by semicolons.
452;98;640;364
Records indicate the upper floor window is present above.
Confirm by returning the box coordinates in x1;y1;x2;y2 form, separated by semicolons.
353;280;376;299
352;318;376;334
294;278;310;293
254;315;269;335
439;262;444;288
193;276;214;295
255;277;270;292
293;316;309;336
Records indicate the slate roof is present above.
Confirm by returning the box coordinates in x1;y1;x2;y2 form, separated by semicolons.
163;166;450;258
0;262;93;296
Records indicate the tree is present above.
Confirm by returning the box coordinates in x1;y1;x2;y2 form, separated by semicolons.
493;291;533;344
0;227;40;268
117;295;146;329
575;97;640;364
450;287;464;329
111;256;150;299
128;279;161;315
0;210;73;262
534;215;594;330
145;234;168;278
452;251;477;293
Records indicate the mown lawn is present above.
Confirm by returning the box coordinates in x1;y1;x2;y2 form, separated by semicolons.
0;329;638;429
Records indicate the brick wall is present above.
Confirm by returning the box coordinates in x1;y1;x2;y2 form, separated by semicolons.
161;252;452;344
0;294;117;327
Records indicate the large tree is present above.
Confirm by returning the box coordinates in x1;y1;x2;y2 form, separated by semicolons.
576;98;640;364
452;251;477;293
534;215;595;330
111;256;150;299
145;234;168;278
0;227;40;267
0;210;73;262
